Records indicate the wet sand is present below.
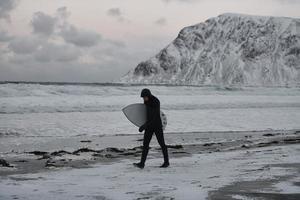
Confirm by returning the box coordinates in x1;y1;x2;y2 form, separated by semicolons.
208;163;300;200
0;142;299;200
1;130;299;177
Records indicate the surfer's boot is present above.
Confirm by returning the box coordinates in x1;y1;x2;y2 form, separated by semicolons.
133;162;144;169
160;162;169;168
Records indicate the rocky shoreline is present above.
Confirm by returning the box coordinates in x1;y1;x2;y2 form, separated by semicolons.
1;130;299;177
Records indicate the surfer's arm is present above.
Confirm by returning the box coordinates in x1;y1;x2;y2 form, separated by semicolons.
142;102;160;130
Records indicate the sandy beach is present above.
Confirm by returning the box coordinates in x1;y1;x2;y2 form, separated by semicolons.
1;130;300;199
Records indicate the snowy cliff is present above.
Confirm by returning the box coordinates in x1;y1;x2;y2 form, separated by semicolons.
121;13;300;86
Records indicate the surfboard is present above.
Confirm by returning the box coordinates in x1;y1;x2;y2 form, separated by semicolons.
122;103;167;130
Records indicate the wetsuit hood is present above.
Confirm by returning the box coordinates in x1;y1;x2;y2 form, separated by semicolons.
141;88;152;98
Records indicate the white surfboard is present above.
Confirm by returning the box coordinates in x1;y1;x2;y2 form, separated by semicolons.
122;103;167;130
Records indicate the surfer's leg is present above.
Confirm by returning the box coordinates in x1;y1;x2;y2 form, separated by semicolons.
155;130;169;165
140;130;153;165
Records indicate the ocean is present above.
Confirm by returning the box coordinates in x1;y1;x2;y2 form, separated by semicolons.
1;82;300;138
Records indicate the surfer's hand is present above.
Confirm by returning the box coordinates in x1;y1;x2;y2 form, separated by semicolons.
139;125;145;132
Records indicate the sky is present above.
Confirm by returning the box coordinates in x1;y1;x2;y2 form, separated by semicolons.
0;0;299;82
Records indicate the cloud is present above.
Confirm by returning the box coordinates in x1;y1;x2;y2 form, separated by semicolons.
274;0;300;4
0;0;18;22
56;6;70;20
0;6;132;82
29;7;102;47
162;0;197;3
107;7;129;23
60;25;101;47
107;8;122;17
34;42;81;62
0;30;13;41
104;39;126;48
31;12;56;36
8;36;40;54
155;18;167;26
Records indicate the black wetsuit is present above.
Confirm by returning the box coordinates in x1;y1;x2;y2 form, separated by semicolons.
140;95;169;165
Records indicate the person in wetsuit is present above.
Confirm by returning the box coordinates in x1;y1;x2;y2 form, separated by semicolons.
133;88;169;169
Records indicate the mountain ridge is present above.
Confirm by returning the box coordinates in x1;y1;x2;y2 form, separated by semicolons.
121;13;300;86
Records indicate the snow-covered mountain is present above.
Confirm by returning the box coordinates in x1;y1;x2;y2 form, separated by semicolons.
121;13;300;86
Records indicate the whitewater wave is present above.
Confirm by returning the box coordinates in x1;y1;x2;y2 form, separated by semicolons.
0;83;300;137
1;83;300;114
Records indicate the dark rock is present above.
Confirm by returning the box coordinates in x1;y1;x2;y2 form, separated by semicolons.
171;151;190;154
105;147;125;153
27;151;48;156
104;154;117;158
0;159;13;167
283;138;300;144
92;153;104;157
51;150;72;156
209;175;220;179
258;140;279;147
203;143;215;147
45;160;60;168
166;144;183;149
120;152;136;156
241;144;250;148
37;154;51;160
270;140;279;144
129;146;144;151
80;140;92;143
134;61;158;76
15;160;28;163
263;133;275;137
73;148;98;155
258;142;267;147
45;163;57;168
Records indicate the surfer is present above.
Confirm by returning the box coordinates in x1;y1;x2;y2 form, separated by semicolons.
133;88;169;169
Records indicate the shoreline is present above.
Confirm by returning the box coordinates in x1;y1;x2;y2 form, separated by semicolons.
1;129;299;177
0;141;299;199
1;81;300;88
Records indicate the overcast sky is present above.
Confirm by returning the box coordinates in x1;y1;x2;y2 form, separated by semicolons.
0;0;299;82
